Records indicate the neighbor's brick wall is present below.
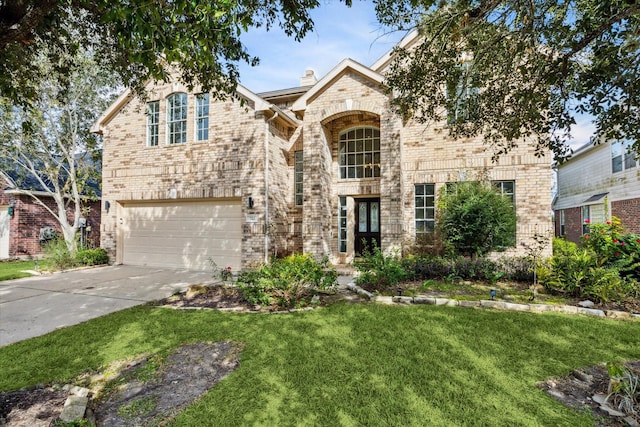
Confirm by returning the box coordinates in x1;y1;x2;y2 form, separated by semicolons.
0;189;100;257
560;207;583;244
612;197;640;234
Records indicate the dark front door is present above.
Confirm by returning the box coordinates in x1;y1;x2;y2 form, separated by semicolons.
355;198;380;255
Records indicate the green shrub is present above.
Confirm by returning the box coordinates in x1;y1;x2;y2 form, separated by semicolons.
76;248;109;266
237;254;337;309
437;181;516;258
538;238;635;302
497;256;535;283
581;217;640;280
354;246;409;291
43;238;76;270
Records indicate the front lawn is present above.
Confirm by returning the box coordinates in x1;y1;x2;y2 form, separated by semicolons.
1;303;638;425
0;259;48;281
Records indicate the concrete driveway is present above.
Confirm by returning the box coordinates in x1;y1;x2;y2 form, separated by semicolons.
0;265;214;347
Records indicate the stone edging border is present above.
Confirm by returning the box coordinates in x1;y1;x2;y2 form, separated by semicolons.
346;282;640;321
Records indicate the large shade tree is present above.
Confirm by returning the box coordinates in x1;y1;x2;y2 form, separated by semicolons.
375;0;640;161
0;0;348;105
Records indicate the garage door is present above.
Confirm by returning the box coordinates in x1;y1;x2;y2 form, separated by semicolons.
122;200;242;271
0;207;9;259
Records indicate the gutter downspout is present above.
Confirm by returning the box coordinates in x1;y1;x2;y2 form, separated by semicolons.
265;110;278;264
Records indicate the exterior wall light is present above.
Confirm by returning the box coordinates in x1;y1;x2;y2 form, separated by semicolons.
7;203;14;217
248;196;254;209
104;201;110;213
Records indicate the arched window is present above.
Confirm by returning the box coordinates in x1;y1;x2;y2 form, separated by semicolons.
338;127;380;179
167;93;187;144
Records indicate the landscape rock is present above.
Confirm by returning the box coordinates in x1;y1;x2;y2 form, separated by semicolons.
578;300;595;308
606;310;632;320
59;395;88;422
577;307;606;317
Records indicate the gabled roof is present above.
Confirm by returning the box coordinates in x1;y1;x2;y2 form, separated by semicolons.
291;58;384;113
91;83;298;133
370;29;420;73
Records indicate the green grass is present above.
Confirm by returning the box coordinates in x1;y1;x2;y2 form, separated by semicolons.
0;259;49;281
1;304;639;426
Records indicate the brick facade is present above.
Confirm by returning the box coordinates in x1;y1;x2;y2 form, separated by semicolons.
97;55;553;270
612;198;640;234
0;188;100;258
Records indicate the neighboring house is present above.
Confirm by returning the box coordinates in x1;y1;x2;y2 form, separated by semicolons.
93;32;553;272
553;139;640;242
0;170;101;259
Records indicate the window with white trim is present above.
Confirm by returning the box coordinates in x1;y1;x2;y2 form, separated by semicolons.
447;61;478;123
339;127;380;179
294;151;303;206
559;210;565;236
167;93;187;144
415;184;435;235
146;101;159;147
493;180;515;206
582;205;590;234
195;93;209;141
612;140;637;173
338;196;347;253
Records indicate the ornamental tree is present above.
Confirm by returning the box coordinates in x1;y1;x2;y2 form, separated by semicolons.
375;0;640;162
437;181;516;258
0;37;118;255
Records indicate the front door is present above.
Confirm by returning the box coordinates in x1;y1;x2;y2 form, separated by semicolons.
355;198;380;255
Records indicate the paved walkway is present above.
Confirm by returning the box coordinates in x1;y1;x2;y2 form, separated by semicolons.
0;265;213;347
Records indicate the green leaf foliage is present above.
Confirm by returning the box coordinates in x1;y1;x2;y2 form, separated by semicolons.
436;181;516;258
376;0;640;161
0;0;351;105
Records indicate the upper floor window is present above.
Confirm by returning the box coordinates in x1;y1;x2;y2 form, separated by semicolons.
612;140;637;173
195;93;209;141
415;183;436;235
294;151;303;206
339;127;380;179
146;101;159;147
167;93;187;144
447;61;478;124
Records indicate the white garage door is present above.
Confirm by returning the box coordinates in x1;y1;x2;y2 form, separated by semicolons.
122;200;242;271
0;207;9;259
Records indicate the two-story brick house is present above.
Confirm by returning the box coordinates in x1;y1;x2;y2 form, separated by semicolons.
553;140;640;242
93;32;553;272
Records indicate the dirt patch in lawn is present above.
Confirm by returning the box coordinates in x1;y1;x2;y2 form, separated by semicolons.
0;342;240;426
539;360;640;426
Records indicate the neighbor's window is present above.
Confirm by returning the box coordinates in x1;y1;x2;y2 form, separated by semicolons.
582;205;590;234
559;210;565;236
447;61;478;123
415;184;435;235
339;127;380;179
146;101;159;147
338;196;347;253
294;151;303;206
612;140;637;173
493;180;515;206
167;93;187;144
195;93;209;141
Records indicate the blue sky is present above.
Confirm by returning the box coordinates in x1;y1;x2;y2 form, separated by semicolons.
239;1;404;93
239;1;594;147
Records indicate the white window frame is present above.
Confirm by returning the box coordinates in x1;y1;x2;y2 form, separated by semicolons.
195;93;209;141
294;151;303;206
415;184;436;236
447;61;478;123
493;180;515;207
339;127;381;179
167;93;187;145
146;101;159;147
612;140;637;173
338;196;347;253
